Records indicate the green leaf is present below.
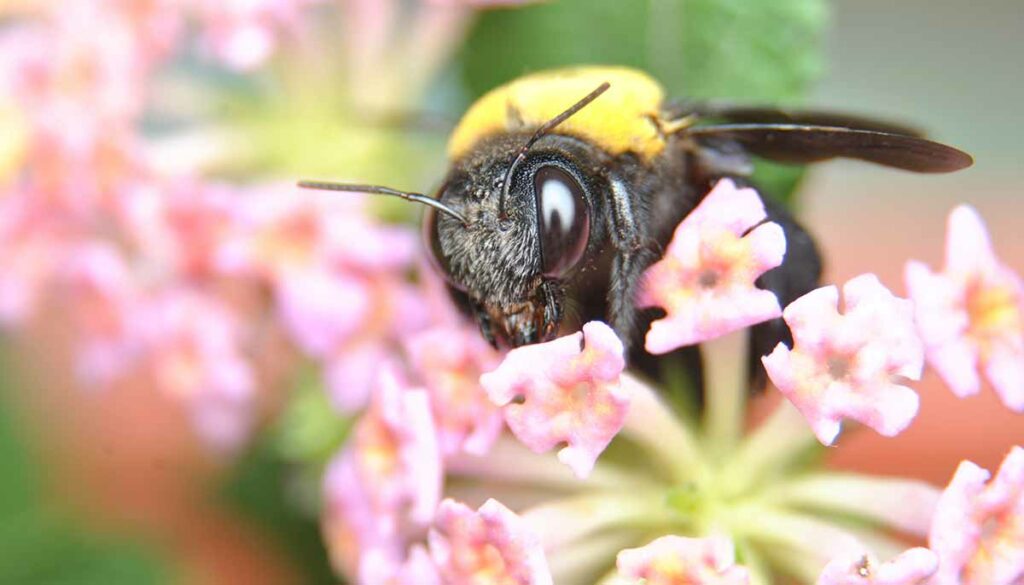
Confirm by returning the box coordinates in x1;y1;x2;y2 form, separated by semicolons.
273;369;353;466
457;0;829;205
460;0;828;103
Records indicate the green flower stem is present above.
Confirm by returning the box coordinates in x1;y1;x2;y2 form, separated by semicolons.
447;437;657;493
718;398;818;497
760;472;940;537
701;329;750;457
724;504;863;583
550;529;644;585
735;538;773;585
618;374;707;483
521;491;669;551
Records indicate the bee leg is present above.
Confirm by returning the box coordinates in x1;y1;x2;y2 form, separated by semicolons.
538;280;563;341
607;178;659;352
471;300;500;349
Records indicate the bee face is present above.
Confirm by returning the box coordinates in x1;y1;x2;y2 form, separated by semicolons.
427;133;607;346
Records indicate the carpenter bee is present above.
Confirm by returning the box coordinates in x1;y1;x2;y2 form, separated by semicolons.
300;66;972;363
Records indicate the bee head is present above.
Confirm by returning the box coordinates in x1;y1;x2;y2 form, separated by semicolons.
298;82;611;348
426;131;607;346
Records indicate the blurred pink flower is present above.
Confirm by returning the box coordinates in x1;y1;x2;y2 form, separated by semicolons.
638;178;786;353
816;548;938;585
63;242;141;386
322;450;405;581
616;534;750;585
136;289;256;450
348;365;443;523
428;498;552;585
0;189;70;323
762;274;924;445
929;445;1024;585
905;205;1024;411
193;0;323;70
321;365;444;581
406;325;503;456
119;179;239;280
481;321;629;478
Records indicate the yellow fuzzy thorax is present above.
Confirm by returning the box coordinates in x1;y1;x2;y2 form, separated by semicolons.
447;66;669;162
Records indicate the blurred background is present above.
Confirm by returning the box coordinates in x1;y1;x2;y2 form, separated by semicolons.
0;0;1021;583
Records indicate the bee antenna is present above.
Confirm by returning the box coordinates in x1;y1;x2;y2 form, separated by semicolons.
498;81;611;218
297;180;469;226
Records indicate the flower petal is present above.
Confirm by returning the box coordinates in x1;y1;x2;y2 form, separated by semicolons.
428;498;553;585
638;178;785;352
817;547;938;585
929;446;1024;585
763;274;924;445
616;534;750;585
481;321;629;478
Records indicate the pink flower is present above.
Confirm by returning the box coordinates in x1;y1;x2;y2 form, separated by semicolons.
929;445;1024;585
0;189;68;323
62;243;140;386
905;205;1024;411
347;365;443;524
428;498;552;585
616;535;750;585
119;179;239;280
406;325;504;457
322;451;404;582
135;290;256;450
480;321;629;478
817;548;938;585
321;365;444;581
762;274;924;445
193;0;321;70
638;178;786;353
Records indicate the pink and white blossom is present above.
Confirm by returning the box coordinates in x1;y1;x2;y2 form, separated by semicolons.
905;205;1024;411
762;274;924;445
347;365;443;524
616;534;750;585
428;498;553;585
481;321;629;478
135;289;256;451
929;445;1024;585
816;548;938;585
406;325;504;456
638;178;786;353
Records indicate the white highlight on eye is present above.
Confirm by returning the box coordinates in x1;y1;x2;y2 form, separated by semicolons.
541;178;574;233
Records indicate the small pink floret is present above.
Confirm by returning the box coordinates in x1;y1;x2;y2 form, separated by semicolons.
616;534;750;585
480;321;629;478
905;205;1024;411
406;325;503;457
353;365;443;524
428;498;553;585
762;274;924;445
638;178;786;353
817;548;938;585
929;445;1024;585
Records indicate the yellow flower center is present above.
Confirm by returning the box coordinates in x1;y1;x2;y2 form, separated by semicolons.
356;415;399;481
965;277;1022;357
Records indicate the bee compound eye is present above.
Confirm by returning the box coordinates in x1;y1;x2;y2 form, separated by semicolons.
534;165;590;277
423;205;467;292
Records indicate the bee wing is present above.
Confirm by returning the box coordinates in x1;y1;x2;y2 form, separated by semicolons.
672;102;926;137
683;124;973;173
